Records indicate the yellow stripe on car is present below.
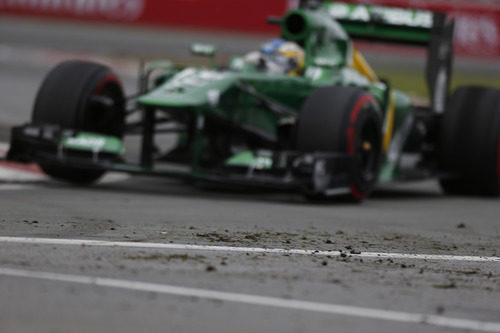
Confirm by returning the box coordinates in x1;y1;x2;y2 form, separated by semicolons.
383;92;396;152
352;48;378;83
351;47;393;151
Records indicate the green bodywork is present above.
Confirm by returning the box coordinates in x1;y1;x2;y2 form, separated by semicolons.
226;151;273;170
62;132;125;155
126;2;435;182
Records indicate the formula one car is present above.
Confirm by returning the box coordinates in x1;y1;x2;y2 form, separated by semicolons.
7;0;500;200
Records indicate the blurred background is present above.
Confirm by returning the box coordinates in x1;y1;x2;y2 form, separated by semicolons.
1;0;499;135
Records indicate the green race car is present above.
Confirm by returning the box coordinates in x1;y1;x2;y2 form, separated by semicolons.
7;0;500;200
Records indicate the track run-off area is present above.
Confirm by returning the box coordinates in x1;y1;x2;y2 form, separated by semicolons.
0;235;500;332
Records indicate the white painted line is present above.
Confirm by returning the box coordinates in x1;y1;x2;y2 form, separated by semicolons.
0;143;129;185
0;140;127;184
0;167;47;182
0;146;47;181
0;267;499;332
0;184;36;191
0;142;9;157
0;163;127;184
0;237;498;263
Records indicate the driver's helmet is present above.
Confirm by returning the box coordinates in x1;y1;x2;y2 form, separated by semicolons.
260;38;305;76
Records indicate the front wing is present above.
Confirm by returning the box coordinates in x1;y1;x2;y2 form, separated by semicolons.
7;124;357;196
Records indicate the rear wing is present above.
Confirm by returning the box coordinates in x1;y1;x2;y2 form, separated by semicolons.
323;2;437;46
298;1;455;114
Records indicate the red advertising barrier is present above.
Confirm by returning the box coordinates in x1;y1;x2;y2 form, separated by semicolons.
1;0;500;58
0;0;147;22
0;0;288;32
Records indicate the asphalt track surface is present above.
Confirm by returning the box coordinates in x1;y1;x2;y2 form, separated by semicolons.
1;17;500;333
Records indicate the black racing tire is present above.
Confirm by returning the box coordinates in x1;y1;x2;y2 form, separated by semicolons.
32;60;125;184
439;86;500;196
297;86;383;201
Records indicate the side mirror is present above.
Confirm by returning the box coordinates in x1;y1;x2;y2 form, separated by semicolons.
191;43;216;57
190;43;217;67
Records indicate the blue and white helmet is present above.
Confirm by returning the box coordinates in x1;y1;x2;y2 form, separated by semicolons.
259;38;305;75
260;38;286;55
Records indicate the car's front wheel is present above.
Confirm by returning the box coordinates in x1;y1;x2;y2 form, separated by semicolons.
297;86;383;201
32;60;125;184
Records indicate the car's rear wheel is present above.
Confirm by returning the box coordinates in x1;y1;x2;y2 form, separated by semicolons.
439;86;500;196
32;60;125;184
297;86;383;201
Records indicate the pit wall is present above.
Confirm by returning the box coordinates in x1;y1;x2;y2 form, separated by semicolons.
1;0;499;58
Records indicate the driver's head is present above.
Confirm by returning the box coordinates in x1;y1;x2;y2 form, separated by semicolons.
260;39;305;76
